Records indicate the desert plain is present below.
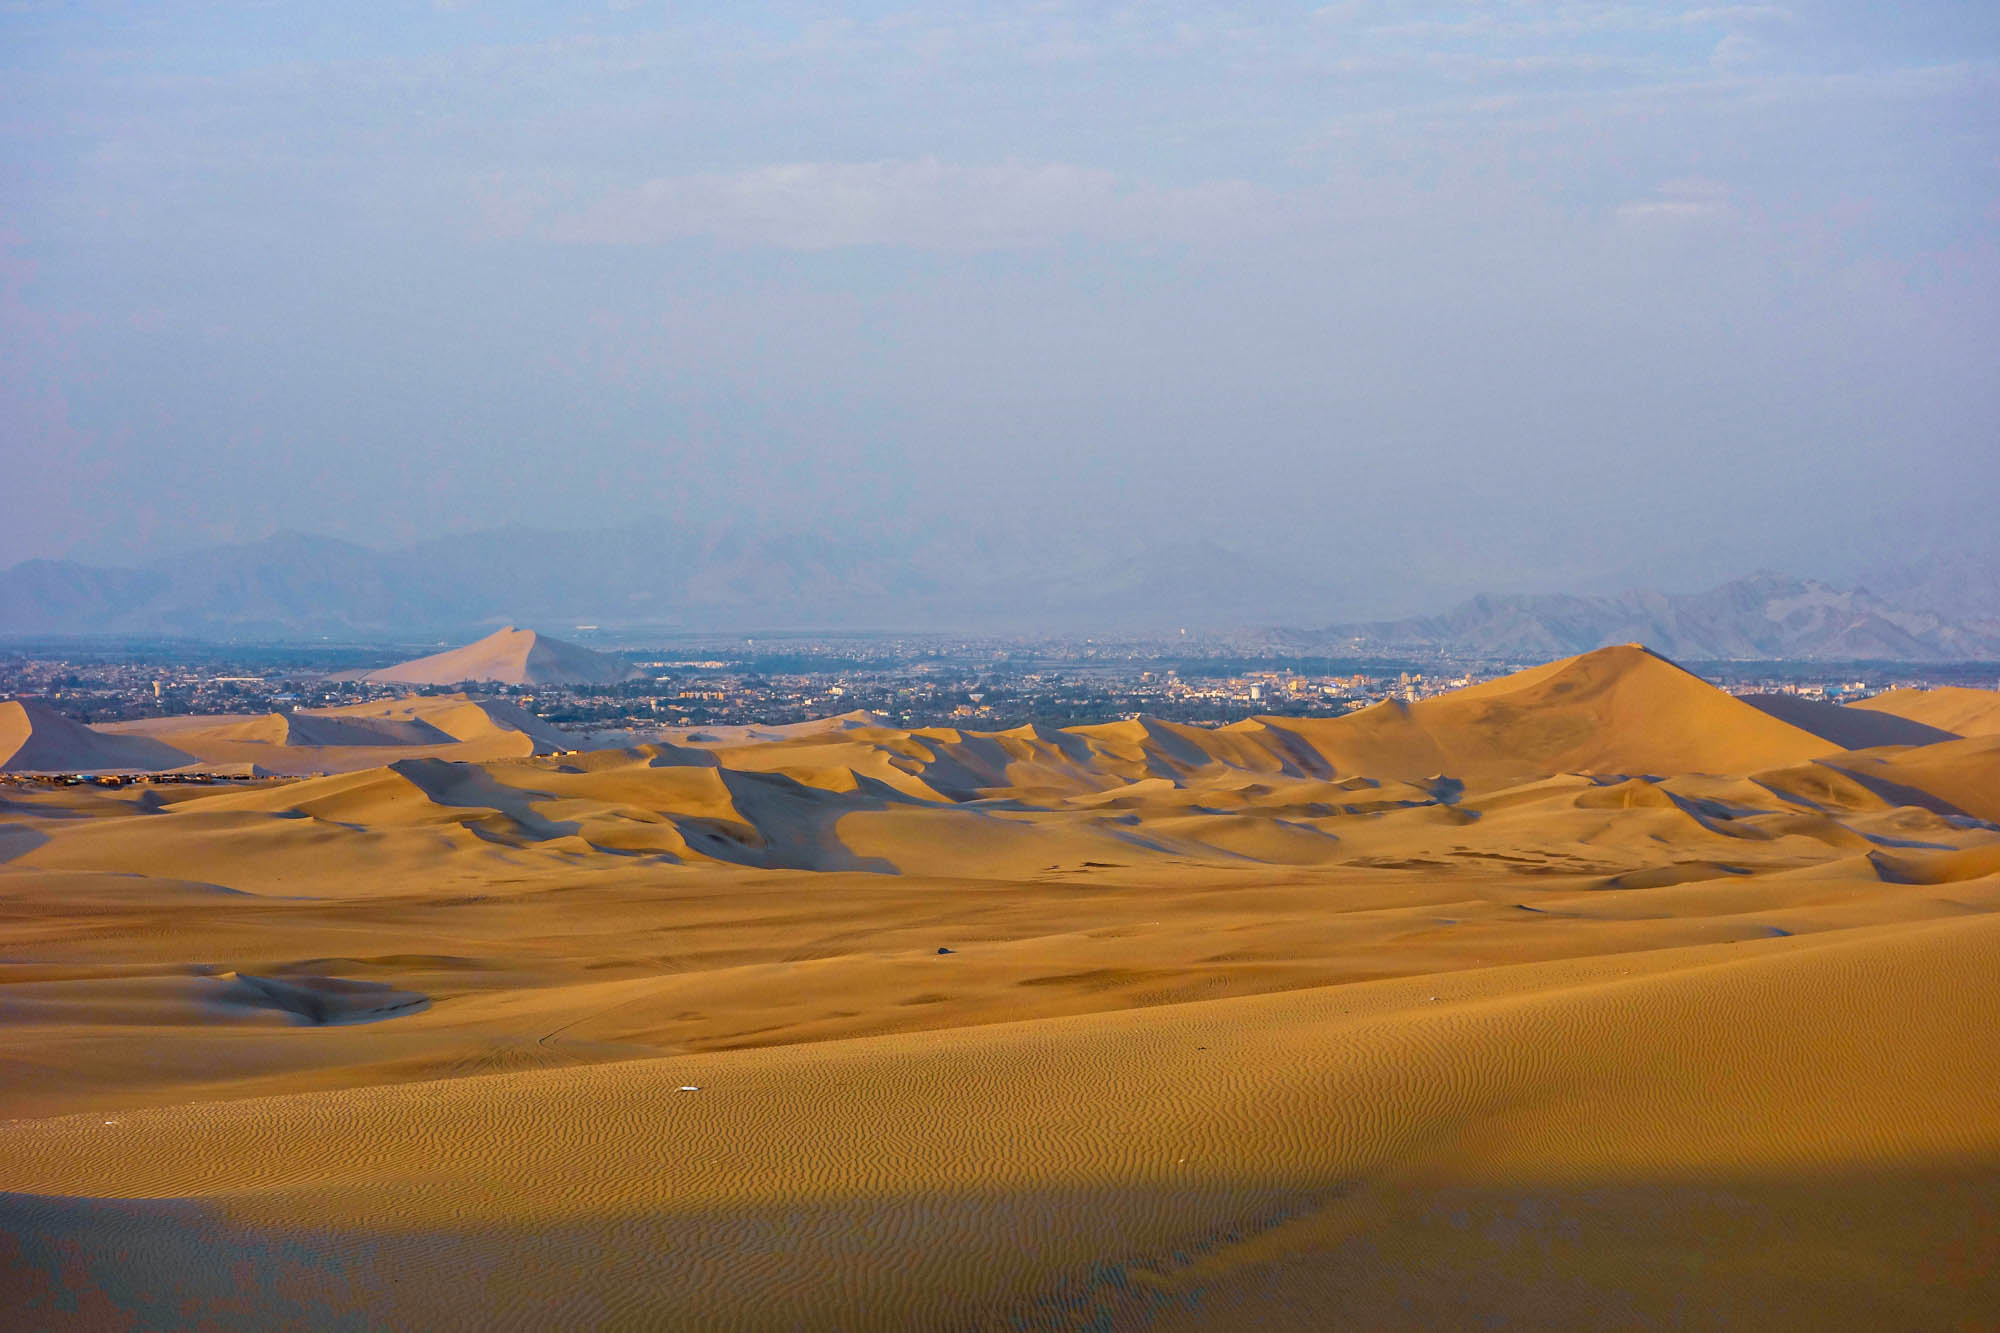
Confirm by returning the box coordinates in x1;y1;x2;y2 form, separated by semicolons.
3;645;1999;1328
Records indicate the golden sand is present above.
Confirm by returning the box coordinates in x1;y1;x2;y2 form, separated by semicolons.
1852;684;2000;737
3;647;1998;1328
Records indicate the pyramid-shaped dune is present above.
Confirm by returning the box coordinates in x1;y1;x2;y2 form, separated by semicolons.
0;698;196;773
1274;644;1842;783
354;626;637;686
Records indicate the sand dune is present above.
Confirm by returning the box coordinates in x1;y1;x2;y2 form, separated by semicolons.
100;692;570;775
1741;690;1960;748
1852;683;2000;736
1823;732;2000;824
668;646;1844;805
4;643;1999;1328
1;698;196;773
1267;644;1842;784
348;625;639;686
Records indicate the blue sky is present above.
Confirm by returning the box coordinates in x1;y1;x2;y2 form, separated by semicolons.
3;2;1996;611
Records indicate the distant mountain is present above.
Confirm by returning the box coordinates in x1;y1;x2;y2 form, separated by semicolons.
0;533;465;639
0;522;1341;638
5;526;1995;659
1296;568;2000;662
1860;548;2000;621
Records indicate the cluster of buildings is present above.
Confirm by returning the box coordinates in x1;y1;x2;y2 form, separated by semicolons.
5;638;1992;740
0;657;305;725
1707;670;1999;703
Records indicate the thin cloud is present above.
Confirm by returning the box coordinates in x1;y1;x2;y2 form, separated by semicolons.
1616;178;1738;225
542;159;1274;251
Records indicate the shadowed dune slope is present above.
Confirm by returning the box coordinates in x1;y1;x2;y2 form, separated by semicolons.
1826;733;2000;824
0;699;195;774
1740;691;1960;749
1852;685;2000;737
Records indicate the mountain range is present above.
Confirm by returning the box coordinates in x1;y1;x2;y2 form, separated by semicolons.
1;523;1995;660
1291;568;2000;662
0;524;1341;640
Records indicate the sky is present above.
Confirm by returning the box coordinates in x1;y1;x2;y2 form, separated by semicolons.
3;1;1997;615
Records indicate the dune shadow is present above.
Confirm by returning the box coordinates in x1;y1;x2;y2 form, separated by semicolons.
0;823;49;865
8;1160;1995;1329
1812;763;1978;821
389;758;582;842
708;768;901;874
219;972;430;1026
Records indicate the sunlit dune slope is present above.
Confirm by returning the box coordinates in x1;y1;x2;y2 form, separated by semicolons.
4;915;1997;1328
665;709;890;747
5;642;2000;1328
1257;644;1840;784
1852;684;2000;736
100;693;569;775
18;645;1996;891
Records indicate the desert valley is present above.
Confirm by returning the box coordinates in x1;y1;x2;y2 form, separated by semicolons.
4;643;1999;1327
10;2;1997;1324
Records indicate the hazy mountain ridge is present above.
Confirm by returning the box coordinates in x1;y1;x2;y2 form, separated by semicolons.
1305;569;2000;662
4;528;1994;660
0;524;1340;638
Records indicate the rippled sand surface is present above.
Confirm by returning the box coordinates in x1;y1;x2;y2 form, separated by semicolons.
5;648;1999;1328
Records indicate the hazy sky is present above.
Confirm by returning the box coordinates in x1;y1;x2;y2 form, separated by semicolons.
4;2;1997;611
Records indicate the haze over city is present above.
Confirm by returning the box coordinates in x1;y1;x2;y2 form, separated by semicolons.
5;1;1997;612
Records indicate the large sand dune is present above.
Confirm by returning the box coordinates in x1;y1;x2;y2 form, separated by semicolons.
4;644;1998;1328
1271;644;1844;784
349;624;639;685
